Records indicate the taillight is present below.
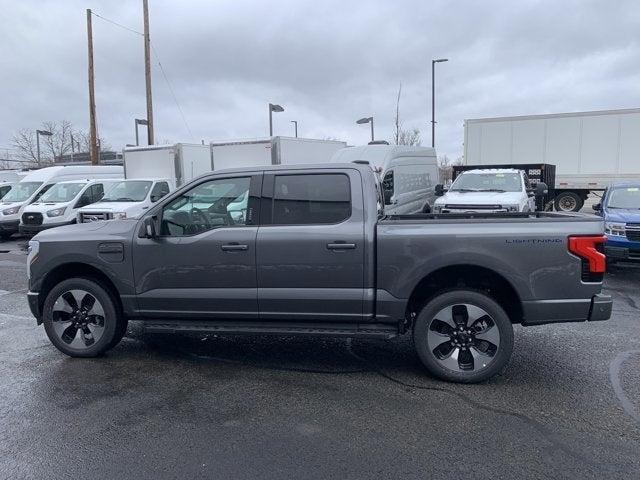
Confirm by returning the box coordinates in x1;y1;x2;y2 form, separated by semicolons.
568;235;606;274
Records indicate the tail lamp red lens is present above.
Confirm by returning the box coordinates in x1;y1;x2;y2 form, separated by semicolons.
568;235;606;273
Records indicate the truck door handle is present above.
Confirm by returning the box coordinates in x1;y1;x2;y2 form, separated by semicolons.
221;243;248;251
327;242;356;250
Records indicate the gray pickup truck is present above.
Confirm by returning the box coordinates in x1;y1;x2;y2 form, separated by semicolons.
26;163;612;383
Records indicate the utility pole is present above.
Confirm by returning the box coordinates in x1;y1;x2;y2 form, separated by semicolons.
87;9;99;165
143;0;154;145
431;58;448;148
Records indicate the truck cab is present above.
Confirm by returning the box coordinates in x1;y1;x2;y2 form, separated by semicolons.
433;168;535;213
594;182;640;263
77;178;172;223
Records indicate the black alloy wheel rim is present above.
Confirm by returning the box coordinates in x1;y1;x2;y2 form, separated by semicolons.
51;289;106;349
426;303;501;372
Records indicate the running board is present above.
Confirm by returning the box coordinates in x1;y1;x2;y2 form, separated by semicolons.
142;320;399;339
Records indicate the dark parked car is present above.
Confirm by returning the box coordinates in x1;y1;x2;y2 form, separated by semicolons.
26;164;611;383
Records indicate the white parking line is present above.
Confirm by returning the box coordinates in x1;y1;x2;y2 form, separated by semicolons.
609;350;640;423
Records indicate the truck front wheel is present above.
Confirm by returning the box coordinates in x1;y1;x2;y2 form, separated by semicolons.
42;277;124;357
554;191;583;212
413;289;514;383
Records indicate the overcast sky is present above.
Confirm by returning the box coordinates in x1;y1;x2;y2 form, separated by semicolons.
1;0;639;160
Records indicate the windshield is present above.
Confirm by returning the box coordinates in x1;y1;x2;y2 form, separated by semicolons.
450;172;522;192
607;187;640;209
38;182;86;203
101;181;153;202
1;181;43;203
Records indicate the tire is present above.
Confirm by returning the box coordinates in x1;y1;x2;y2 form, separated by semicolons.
554;192;583;212
42;277;124;357
413;289;514;383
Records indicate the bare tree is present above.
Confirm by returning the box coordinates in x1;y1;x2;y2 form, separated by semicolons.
11;128;39;164
392;82;422;146
41;120;73;161
438;155;463;183
11;122;112;166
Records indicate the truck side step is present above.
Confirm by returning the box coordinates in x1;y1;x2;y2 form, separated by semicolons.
142;320;400;339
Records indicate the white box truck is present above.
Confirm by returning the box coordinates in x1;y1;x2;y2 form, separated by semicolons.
123;143;213;189
463;108;640;211
210;137;347;170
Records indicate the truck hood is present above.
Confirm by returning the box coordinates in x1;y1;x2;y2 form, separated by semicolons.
434;191;524;206
79;201;144;213
33;218;138;242
22;202;67;213
604;209;640;223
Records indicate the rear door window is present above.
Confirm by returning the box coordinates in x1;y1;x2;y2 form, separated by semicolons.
271;174;351;225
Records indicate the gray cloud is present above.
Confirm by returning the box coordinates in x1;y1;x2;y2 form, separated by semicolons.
1;0;639;160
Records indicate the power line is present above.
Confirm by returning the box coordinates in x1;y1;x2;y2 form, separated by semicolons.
91;11;143;36
89;10;195;142
151;43;195;141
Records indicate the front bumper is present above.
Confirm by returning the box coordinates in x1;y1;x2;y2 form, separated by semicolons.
522;293;612;326
19;220;73;235
604;235;640;262
0;219;20;235
28;291;41;323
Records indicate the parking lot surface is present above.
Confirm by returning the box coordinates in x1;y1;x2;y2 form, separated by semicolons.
0;236;638;479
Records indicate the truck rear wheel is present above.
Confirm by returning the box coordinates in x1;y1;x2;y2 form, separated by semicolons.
554;192;583;212
413;289;514;383
42;277;124;357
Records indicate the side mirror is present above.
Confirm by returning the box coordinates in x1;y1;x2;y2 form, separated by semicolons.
592;203;602;211
150;194;159;203
534;182;548;198
141;215;157;238
435;184;446;197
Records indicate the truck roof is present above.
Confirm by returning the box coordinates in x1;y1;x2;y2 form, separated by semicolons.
208;162;375;176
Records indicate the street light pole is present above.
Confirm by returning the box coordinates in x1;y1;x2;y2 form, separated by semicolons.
290;120;298;138
36;129;53;164
135;118;148;146
356;116;374;142
431;58;448;148
269;103;284;136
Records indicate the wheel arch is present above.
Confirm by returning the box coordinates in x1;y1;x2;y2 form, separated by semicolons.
38;262;123;322
405;264;524;326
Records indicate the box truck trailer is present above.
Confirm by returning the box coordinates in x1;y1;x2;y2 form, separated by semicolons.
463;108;640;211
210;137;347;170
123;143;212;189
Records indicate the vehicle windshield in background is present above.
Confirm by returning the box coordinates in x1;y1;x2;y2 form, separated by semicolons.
0;181;43;203
101;181;152;202
607;187;640;209
450;172;522;192
38;182;86;203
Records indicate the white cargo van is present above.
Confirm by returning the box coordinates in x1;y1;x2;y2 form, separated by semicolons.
330;145;439;215
19;179;121;235
77;178;172;223
0;165;123;240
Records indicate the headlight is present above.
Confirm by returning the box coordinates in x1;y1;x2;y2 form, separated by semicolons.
27;240;39;280
2;206;20;215
112;212;127;220
46;206;67;217
605;222;625;236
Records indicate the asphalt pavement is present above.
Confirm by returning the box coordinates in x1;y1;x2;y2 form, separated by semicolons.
0;236;638;479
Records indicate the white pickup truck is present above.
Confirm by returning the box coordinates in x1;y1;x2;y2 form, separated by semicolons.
77;178;172;223
433;168;536;213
